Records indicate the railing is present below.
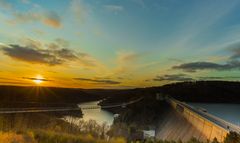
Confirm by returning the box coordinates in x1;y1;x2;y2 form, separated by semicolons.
0;97;144;114
168;97;240;133
0;107;81;114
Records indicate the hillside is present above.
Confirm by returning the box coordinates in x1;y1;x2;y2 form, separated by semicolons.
99;81;240;105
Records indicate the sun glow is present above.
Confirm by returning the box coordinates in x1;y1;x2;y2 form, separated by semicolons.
33;75;44;85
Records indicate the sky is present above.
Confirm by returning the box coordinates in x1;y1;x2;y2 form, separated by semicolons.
1;0;240;88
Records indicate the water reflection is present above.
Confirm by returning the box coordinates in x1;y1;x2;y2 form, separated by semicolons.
78;101;114;125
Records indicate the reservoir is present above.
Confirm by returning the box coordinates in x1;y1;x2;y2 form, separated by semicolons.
64;101;114;126
190;103;240;127
65;101;240;128
79;101;114;125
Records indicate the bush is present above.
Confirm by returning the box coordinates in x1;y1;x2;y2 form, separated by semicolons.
224;131;240;143
211;138;219;143
0;131;36;143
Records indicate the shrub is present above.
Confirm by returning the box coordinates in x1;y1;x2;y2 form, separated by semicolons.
224;131;240;143
211;138;219;143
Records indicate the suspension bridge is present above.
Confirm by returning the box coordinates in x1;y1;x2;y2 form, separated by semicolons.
0;97;143;114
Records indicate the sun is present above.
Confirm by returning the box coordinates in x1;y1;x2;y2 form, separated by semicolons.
34;79;43;84
33;75;44;85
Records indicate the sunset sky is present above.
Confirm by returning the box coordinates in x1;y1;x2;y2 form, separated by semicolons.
1;0;240;88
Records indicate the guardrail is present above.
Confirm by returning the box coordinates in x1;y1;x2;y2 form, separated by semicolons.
168;98;240;133
0;97;144;113
166;97;240;142
0;107;81;114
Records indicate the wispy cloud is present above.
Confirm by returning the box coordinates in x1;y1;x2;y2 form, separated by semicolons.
20;0;30;4
199;76;240;80
132;0;145;8
22;77;52;81
0;0;12;10
114;51;141;74
0;81;30;85
228;42;240;60
173;42;240;72
117;51;139;63
42;11;61;28
10;11;62;28
172;61;238;72
104;5;124;13
1;1;62;28
0;77;30;85
152;74;193;82
70;0;88;23
73;78;121;84
173;61;240;72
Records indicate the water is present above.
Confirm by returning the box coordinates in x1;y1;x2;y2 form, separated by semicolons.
78;101;114;125
63;101;114;126
189;103;240;126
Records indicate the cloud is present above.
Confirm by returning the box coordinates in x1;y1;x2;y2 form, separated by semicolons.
0;40;93;66
114;51;141;74
228;42;240;60
22;77;52;81
55;48;78;60
172;42;240;72
0;81;30;85
173;62;230;72
73;78;121;84
198;76;240;80
132;0;145;8
173;61;240;72
0;77;30;85
1;44;63;65
10;10;62;28
0;0;12;10
104;5;124;13
20;0;30;4
70;0;88;23
152;74;193;82
117;52;139;63
1;0;61;28
55;38;70;48
42;11;61;28
168;58;183;62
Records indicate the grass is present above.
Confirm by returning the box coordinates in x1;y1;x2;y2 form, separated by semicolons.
0;113;126;143
0;130;126;143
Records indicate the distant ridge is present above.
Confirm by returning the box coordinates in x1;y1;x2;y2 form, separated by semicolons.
0;81;240;104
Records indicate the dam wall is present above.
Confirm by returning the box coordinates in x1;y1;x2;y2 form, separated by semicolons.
167;98;238;142
155;105;208;142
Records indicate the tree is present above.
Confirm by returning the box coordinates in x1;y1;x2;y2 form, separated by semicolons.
187;137;202;143
211;138;219;143
224;131;240;143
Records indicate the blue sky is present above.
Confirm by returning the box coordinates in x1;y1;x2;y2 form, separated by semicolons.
0;0;240;88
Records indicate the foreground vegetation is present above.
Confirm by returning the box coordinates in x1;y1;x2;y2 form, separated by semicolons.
0;130;239;143
0;112;239;143
0;130;126;143
33;130;125;143
0;113;126;143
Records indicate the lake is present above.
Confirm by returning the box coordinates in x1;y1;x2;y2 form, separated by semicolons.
64;101;114;126
64;101;240;128
189;103;240;126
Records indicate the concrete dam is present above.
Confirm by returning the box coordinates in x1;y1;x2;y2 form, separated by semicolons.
155;97;240;142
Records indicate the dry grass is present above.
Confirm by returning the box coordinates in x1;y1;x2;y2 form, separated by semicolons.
0;131;36;143
0;130;126;143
